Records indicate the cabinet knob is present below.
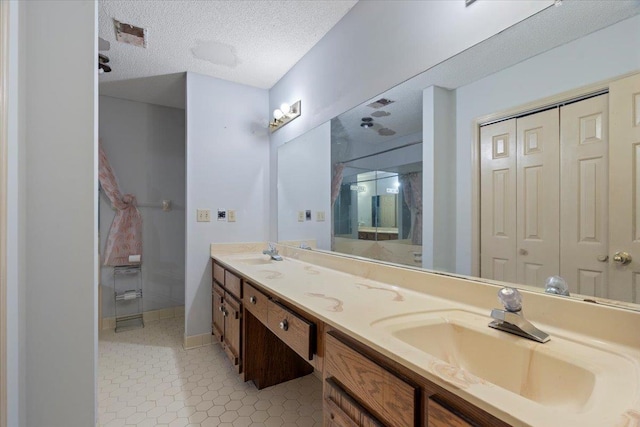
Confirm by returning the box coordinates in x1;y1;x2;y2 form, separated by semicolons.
222;309;228;317
219;305;224;312
249;296;257;304
279;319;288;331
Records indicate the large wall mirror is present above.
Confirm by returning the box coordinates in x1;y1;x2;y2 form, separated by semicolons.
277;1;640;310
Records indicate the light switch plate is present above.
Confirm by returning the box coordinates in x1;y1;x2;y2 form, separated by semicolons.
298;211;305;222
228;210;236;222
217;209;227;221
316;211;325;222
196;209;211;222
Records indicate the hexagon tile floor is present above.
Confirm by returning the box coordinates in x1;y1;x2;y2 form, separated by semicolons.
98;316;323;426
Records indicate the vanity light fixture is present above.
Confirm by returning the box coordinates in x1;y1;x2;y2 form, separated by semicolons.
269;100;301;132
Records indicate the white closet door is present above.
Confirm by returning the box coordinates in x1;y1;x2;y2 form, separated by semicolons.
515;109;560;287
480;119;517;283
609;72;640;303
560;94;609;297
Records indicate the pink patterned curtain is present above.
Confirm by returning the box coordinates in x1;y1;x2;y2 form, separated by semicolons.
330;163;345;250
330;163;345;208
399;172;422;245
99;143;143;266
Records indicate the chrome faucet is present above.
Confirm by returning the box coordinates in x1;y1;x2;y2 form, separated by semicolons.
262;242;283;261
488;287;550;343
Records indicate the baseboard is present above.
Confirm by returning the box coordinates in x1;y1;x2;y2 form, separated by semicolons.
183;332;213;350
101;305;184;330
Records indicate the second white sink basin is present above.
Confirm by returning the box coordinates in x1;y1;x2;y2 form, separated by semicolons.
371;310;635;413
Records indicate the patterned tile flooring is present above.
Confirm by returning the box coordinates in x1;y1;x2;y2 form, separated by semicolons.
98;317;323;426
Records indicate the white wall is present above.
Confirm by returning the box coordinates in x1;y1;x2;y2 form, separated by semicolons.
185;72;269;337
267;0;552;240
423;86;456;272
18;1;97;426
6;1;25;425
277;122;331;249
454;14;640;275
99;96;186;316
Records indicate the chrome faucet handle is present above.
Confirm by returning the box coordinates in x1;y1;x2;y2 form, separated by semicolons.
544;275;570;296
497;287;522;312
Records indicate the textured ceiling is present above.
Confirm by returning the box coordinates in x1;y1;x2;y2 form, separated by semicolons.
98;0;357;107
332;0;640;163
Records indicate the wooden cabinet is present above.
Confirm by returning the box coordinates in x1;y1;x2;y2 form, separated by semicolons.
427;398;472;427
324;331;418;427
212;283;224;341
212;261;243;373
242;278;318;389
323;330;511;427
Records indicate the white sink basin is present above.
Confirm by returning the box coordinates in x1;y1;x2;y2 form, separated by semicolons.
371;310;636;413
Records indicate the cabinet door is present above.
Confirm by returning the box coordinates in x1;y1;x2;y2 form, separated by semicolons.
212;284;225;342
223;296;242;370
427;398;473;427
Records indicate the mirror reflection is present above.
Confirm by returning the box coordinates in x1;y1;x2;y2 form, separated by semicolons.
277;1;640;310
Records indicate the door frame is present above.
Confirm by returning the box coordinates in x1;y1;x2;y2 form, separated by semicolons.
470;73;637;278
0;1;9;425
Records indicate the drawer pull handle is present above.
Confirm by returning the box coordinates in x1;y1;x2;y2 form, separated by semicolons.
249;296;257;304
279;319;289;331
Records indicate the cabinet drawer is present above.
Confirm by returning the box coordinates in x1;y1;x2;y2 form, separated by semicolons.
244;281;269;324
325;332;418;427
267;301;316;360
213;262;225;285
225;270;242;299
325;378;383;427
427;398;472;427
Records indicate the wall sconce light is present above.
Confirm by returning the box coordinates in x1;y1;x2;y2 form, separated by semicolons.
269;100;301;132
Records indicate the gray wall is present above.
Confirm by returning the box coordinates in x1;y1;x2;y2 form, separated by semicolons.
99;96;186;317
12;1;97;426
185;72;269;337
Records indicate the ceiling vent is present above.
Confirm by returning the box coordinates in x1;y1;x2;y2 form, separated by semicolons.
367;98;394;109
114;19;148;48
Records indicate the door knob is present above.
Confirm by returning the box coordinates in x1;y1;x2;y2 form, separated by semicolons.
613;251;632;265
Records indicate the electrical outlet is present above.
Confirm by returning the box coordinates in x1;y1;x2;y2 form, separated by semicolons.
298;211;305;222
316;211;325;222
217;209;227;221
228;210;236;222
196;209;210;222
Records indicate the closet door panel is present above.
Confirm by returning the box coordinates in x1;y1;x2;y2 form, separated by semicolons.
480;120;517;283
516;109;560;287
609;72;640;303
560;94;609;297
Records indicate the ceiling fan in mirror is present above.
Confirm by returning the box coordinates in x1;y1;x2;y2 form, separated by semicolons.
359;117;396;137
98;37;111;74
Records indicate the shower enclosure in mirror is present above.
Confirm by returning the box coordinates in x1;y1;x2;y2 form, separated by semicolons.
333;146;423;267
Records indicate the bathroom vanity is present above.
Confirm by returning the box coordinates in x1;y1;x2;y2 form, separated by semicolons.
210;242;640;427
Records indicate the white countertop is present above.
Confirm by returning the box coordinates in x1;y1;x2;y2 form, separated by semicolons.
210;242;640;427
